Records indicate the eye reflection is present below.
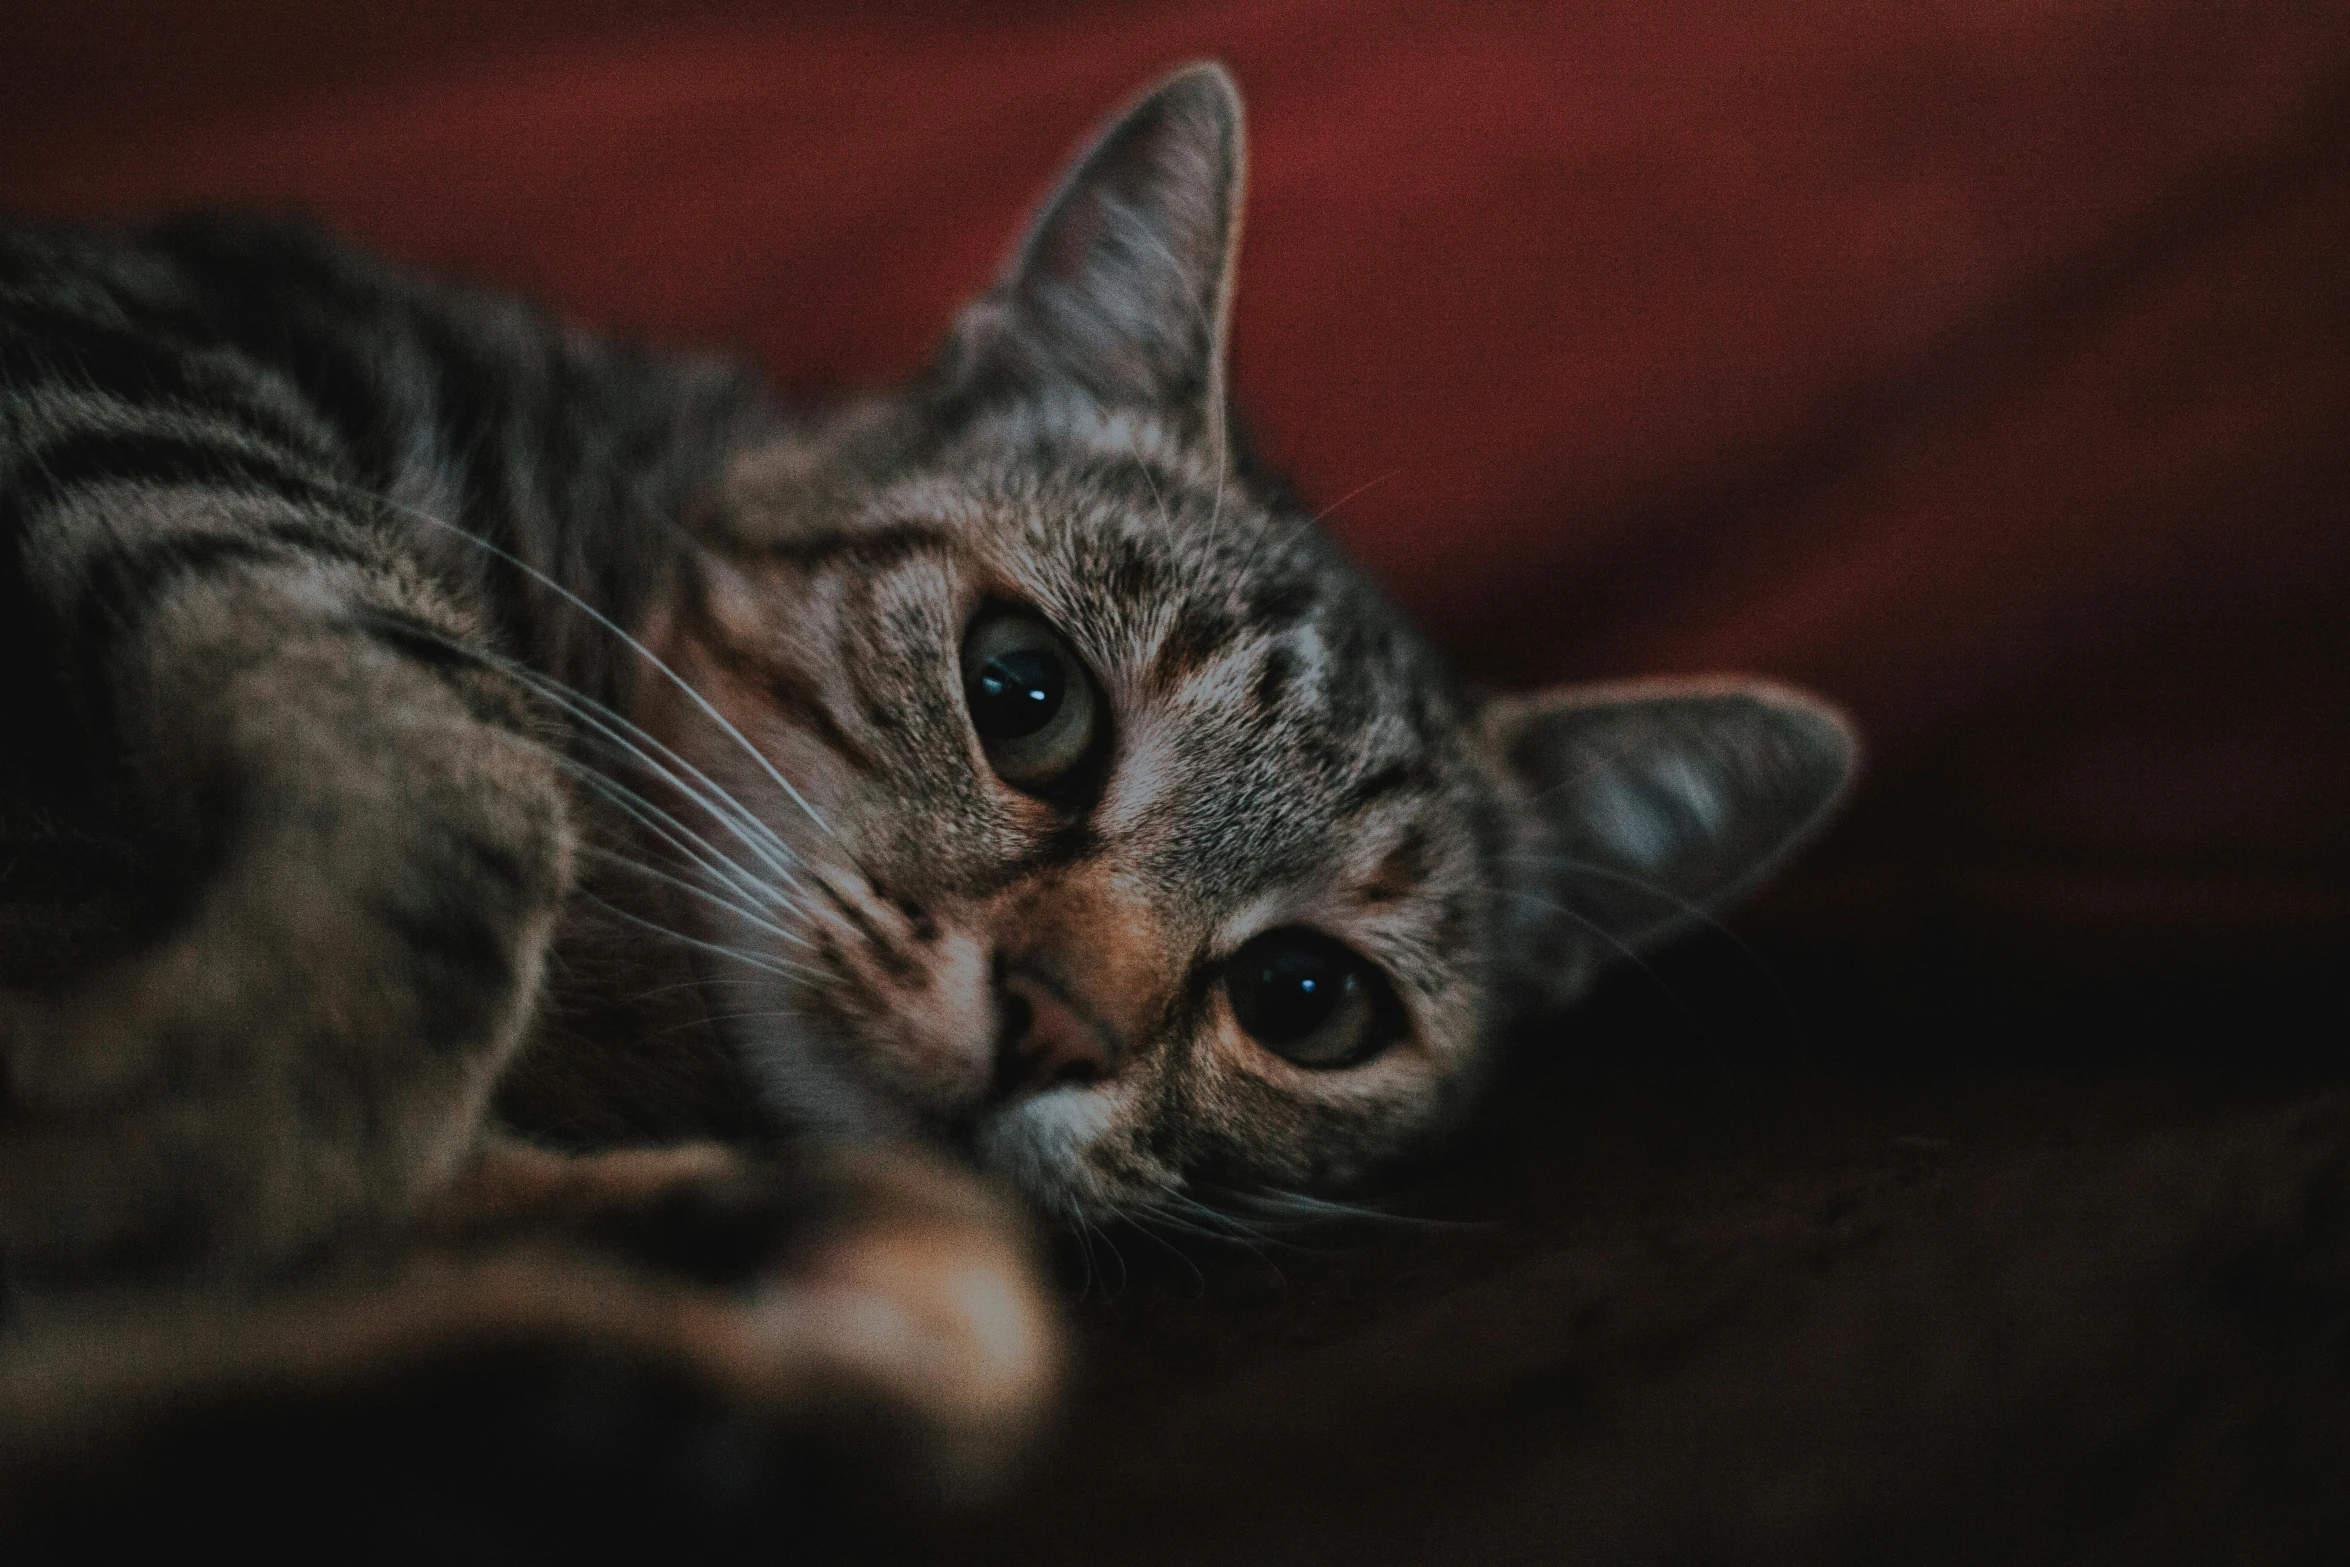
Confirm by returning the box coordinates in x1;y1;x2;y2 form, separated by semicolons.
969;648;1065;739
960;610;1098;790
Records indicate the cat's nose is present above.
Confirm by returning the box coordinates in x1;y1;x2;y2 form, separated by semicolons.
995;970;1117;1095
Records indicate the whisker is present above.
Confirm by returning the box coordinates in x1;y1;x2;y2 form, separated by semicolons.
1494;886;1710;1032
366;491;835;840
1501;849;1794;1006
1228;465;1401;599
1130;447;1175;538
1113;1206;1209;1295
562;760;811;935
1095;1212;1130;1297
641;1007;798;1044
576;842;807;952
1142;1195;1290;1283
491;647;811;897
622;974;780;1004
1502;850;1724;926
1309;468;1403;529
1154;1189;1272;1240
1202;439;1230;581
1496;885;1664;974
351;604;810;901
574;889;804;982
1207;1186;1484;1234
1066;1217;1094;1299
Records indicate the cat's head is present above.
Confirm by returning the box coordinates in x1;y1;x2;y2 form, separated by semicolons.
641;65;1855;1222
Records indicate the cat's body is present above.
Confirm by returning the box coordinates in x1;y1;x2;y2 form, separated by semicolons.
0;65;1853;1527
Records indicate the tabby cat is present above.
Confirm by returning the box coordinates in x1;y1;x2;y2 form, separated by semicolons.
0;63;1852;1535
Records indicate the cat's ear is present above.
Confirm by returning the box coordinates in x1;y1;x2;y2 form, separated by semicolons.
938;61;1245;442
1483;679;1858;1014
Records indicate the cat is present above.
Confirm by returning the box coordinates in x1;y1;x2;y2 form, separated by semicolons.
0;61;1853;1541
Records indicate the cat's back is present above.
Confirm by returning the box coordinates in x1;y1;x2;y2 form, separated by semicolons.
1;214;772;719
4;212;761;516
0;215;756;992
3;211;454;451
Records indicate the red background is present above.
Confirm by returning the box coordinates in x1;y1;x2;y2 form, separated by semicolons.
7;0;2347;957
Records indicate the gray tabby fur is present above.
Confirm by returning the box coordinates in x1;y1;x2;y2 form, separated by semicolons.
0;64;1853;1510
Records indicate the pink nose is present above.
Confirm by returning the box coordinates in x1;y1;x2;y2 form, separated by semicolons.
996;970;1117;1094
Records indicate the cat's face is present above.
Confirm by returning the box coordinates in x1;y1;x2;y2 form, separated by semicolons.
660;420;1499;1219
639;66;1854;1222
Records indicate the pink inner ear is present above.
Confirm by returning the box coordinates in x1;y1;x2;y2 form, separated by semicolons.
976;65;1241;422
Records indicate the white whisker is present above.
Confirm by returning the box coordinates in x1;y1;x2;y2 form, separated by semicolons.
1502;850;1786;985
351;602;811;901
1496;886;1659;972
641;1007;798;1044
574;889;806;982
369;491;834;840
576;843;807;952
561;759;811;935
1115;1207;1210;1295
489;645;810;896
1212;1186;1482;1233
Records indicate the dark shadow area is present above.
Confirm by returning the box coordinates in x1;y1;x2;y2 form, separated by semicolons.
917;930;2350;1565
6;942;2343;1564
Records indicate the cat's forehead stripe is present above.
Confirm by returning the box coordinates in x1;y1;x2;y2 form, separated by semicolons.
700;624;882;776
1360;830;1430;906
1337;757;1433;817
755;519;953;571
1149;600;1242;687
1250;645;1296;710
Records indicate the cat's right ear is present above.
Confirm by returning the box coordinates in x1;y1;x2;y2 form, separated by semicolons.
935;62;1246;445
1482;679;1859;1015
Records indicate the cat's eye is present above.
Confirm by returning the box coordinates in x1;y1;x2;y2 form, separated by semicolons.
1224;928;1399;1069
961;610;1099;792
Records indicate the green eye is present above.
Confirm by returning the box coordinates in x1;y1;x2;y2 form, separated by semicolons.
961;610;1099;791
1224;928;1398;1069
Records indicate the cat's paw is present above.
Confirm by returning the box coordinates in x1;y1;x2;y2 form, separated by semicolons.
0;1145;1060;1558
579;1143;1064;1503
771;1155;1063;1497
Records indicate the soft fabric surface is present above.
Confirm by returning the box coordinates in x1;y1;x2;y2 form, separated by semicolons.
942;946;2350;1565
6;4;2347;1559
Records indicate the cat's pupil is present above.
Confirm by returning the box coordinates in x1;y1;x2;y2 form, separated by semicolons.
969;651;1065;739
1228;934;1356;1046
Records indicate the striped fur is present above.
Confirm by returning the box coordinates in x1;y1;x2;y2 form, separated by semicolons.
0;63;1851;1522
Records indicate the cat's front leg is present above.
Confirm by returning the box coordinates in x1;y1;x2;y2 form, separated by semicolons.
0;532;570;1279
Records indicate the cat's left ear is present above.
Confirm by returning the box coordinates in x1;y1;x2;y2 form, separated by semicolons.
1483;679;1859;1014
938;62;1245;444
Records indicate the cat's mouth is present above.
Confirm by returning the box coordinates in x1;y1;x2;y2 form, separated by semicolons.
966;1079;1132;1217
